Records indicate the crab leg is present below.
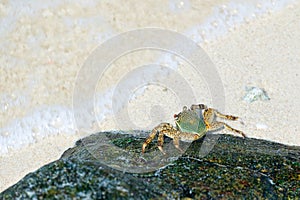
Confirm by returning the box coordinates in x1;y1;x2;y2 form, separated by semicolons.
203;108;246;137
157;131;165;154
214;110;239;121
142;128;158;153
171;131;208;153
142;123;176;153
206;121;246;137
190;104;207;110
172;136;183;153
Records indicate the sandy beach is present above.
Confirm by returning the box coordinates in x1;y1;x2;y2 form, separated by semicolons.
1;0;299;192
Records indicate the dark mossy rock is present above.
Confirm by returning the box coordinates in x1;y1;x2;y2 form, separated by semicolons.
1;131;299;199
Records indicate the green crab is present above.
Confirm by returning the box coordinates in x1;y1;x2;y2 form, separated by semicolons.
142;104;245;154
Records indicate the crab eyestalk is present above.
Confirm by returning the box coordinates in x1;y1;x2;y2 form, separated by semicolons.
173;114;179;119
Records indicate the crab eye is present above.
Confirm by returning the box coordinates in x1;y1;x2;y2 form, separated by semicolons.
174;114;178;119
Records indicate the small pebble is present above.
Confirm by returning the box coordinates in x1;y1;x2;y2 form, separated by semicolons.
1;131;10;137
243;86;270;103
256;123;268;130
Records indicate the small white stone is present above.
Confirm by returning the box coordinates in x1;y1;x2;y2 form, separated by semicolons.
42;10;53;17
178;1;185;8
256;3;262;9
212;21;218;27
3;103;8;111
256;123;268;130
32;126;39;134
231;9;238;15
50;117;62;129
1;131;10;136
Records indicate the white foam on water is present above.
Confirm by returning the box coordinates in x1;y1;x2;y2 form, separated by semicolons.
153;0;296;111
0;105;75;154
0;0;101;39
0;0;296;154
167;0;296;46
155;0;296;89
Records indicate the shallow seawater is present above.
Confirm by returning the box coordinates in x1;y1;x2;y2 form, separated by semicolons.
0;0;298;155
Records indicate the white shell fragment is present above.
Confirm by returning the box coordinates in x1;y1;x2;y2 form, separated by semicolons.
256;123;268;130
243;86;270;103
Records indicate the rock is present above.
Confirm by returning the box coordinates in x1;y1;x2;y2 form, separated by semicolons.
1;131;299;199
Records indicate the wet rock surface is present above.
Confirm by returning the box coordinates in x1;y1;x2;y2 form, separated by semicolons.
1;131;299;199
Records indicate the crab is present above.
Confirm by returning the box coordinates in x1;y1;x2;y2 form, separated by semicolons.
142;104;245;154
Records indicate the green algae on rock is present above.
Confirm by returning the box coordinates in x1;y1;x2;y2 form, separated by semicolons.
0;131;299;199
